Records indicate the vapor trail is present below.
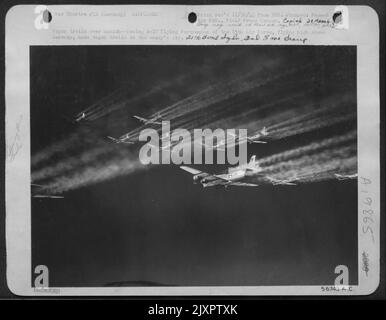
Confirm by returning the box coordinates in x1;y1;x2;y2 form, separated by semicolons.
38;148;145;194
31;49;357;195
258;130;356;167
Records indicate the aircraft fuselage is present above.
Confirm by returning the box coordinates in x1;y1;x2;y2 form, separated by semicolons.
201;169;246;187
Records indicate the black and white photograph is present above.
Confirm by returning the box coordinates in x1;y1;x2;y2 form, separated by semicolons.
3;4;382;298
30;45;358;287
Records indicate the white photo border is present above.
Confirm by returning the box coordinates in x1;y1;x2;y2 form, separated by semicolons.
5;5;380;295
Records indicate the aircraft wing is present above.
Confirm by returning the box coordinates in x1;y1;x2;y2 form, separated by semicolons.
107;136;119;143
33;195;64;199
180;166;204;175
268;177;297;185
228;182;259;187
180;166;222;181
152;120;163;125
133;115;147;122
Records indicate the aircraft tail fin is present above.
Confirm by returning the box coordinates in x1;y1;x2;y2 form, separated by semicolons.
261;127;268;136
246;155;262;172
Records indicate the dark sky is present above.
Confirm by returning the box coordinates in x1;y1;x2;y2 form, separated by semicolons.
30;46;357;287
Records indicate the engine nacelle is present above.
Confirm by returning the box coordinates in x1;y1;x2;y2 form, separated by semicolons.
193;172;209;184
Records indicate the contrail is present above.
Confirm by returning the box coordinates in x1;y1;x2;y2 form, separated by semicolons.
257;148;357;185
271;113;355;139
244;131;357;185
268;94;354;131
31;125;101;169
33;128;357;194
31;50;357;195
113;61;321;143
258;130;356;167
37;148;145;194
31;53;283;168
31;145;112;182
75;50;280;122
